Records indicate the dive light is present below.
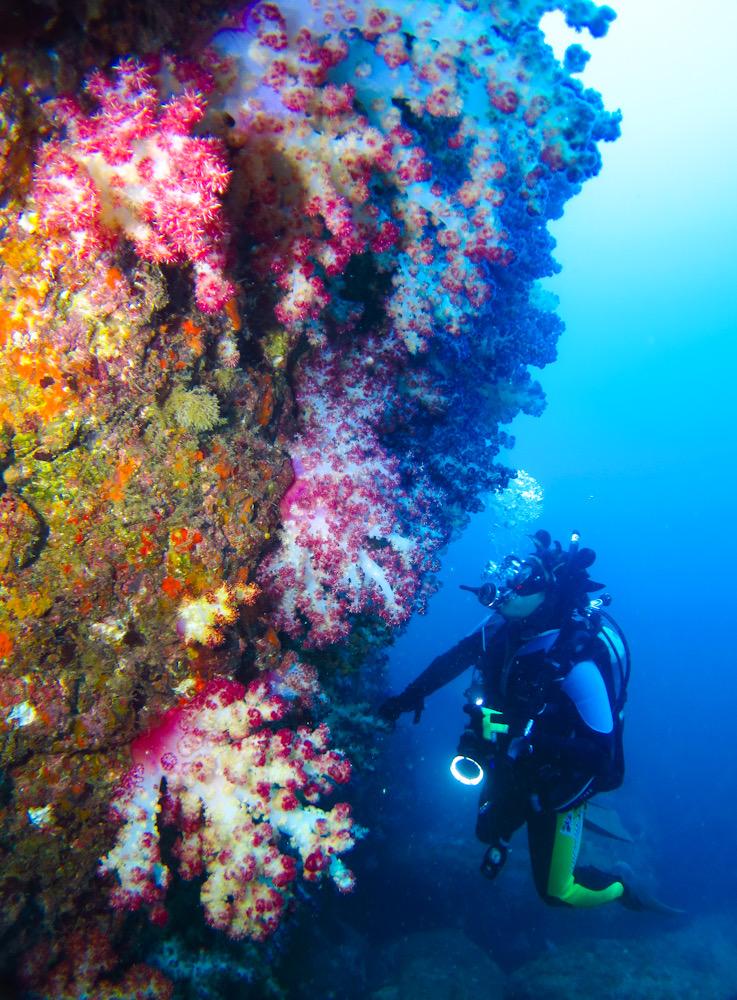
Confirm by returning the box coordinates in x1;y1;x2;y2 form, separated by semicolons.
450;755;484;786
450;730;486;786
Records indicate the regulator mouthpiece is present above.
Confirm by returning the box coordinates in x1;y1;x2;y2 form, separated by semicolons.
459;582;497;607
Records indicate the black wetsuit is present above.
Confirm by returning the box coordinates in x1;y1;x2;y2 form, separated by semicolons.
400;611;627;906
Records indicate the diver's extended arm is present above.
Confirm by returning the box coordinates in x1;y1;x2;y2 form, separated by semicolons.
378;633;480;723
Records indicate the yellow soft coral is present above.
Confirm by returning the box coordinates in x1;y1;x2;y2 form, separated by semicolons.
176;582;258;646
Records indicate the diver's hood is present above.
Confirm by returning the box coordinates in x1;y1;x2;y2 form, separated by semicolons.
461;529;606;610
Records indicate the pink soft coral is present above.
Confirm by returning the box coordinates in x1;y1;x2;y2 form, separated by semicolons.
32;56;234;312
260;342;443;647
100;676;355;941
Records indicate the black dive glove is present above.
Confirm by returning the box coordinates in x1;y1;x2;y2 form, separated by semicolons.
378;686;425;724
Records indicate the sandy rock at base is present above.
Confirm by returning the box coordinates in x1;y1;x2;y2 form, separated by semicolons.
372;928;505;1000
505;914;737;1000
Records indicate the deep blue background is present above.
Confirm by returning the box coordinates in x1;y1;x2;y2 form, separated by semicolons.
386;0;737;916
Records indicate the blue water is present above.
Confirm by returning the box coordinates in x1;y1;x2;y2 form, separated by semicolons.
380;0;737;942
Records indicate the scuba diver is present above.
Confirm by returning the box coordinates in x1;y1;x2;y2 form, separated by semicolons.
379;530;675;913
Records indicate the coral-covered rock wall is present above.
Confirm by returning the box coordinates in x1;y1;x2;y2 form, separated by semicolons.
0;0;619;989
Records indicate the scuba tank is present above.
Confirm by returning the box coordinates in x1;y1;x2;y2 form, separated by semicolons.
587;599;631;720
583;598;630;795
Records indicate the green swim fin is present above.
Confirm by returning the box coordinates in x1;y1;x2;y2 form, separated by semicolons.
613;862;685;916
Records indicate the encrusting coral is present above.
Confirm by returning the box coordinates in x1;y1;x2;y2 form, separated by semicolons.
168;385;222;432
